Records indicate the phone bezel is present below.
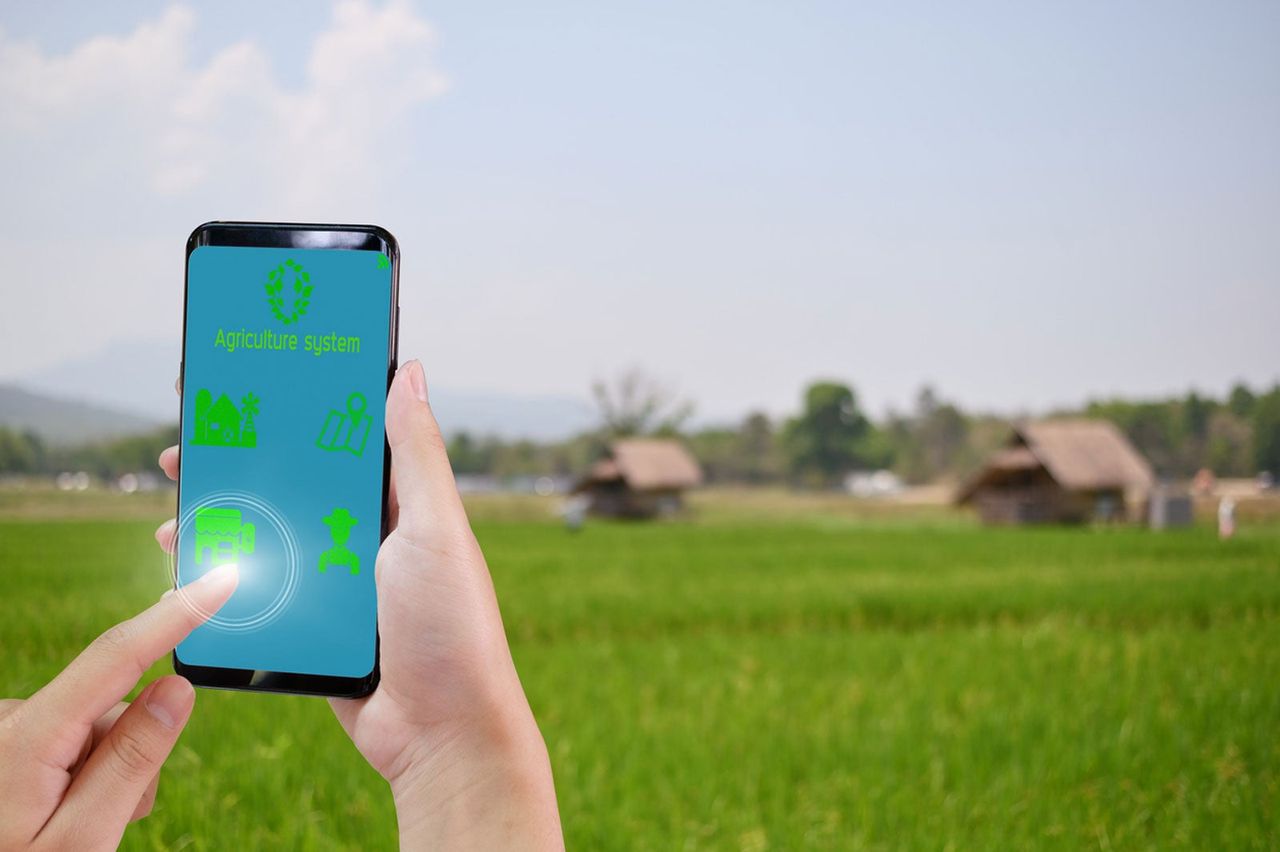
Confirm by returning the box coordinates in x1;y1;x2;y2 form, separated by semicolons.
173;221;399;698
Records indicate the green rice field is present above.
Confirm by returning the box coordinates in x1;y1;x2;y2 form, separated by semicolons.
1;492;1277;849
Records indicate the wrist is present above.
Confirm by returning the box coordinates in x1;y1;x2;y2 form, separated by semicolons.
389;699;562;850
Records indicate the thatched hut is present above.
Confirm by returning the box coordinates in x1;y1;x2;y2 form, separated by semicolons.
574;439;703;519
956;420;1154;524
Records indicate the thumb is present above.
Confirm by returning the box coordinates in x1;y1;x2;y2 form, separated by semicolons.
44;676;195;848
385;359;468;542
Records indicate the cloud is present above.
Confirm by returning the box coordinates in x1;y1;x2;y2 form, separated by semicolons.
0;1;446;379
1;7;192;122
0;1;446;215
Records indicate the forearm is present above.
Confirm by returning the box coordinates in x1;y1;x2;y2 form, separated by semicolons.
391;706;563;851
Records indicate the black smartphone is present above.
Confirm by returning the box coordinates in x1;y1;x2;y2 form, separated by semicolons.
173;221;399;697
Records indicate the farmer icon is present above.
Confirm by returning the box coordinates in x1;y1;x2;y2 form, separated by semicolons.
318;507;360;575
194;507;255;566
316;392;372;457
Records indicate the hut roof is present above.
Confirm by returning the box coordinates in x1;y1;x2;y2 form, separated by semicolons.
958;419;1154;502
582;439;703;491
985;446;1041;472
1015;419;1154;492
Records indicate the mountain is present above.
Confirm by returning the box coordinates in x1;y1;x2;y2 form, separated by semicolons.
21;339;183;423
0;384;163;445
15;340;597;442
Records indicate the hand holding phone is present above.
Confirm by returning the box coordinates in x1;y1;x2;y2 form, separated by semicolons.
330;361;563;849
157;361;565;849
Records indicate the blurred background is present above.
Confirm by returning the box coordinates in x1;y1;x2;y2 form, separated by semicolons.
1;2;1277;849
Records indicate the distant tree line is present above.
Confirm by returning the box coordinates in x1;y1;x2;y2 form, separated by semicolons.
2;378;1277;487
763;380;1280;486
1082;384;1280;481
692;383;1013;488
0;425;179;481
598;376;1280;487
501;375;1279;488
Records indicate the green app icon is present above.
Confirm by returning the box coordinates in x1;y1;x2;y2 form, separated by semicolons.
265;258;313;325
317;392;372;457
319;508;360;575
194;507;255;566
192;389;260;447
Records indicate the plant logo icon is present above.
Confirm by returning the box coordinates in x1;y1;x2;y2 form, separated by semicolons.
264;258;313;325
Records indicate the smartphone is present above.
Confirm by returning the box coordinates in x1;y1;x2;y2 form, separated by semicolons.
173;222;399;697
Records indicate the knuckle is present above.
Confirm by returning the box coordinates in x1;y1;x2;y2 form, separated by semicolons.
91;622;146;679
0;711;22;746
95;623;132;653
0;698;22;727
433;527;478;559
386;524;476;566
92;621;135;660
107;726;157;780
420;423;448;455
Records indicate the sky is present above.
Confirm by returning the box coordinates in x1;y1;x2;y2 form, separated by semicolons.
1;0;1277;425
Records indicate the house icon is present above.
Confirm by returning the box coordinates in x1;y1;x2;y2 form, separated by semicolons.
193;389;259;448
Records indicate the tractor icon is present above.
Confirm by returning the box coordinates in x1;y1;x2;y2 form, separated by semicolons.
194;507;255;566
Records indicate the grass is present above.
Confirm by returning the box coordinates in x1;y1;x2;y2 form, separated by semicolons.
0;494;1277;849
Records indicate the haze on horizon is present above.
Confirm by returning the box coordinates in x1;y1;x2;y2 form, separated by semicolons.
1;0;1277;426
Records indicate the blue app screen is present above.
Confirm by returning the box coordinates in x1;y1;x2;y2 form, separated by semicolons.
177;244;391;678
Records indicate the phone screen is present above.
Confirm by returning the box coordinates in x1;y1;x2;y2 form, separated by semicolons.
176;236;393;686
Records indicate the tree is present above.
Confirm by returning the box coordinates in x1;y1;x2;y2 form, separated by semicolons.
591;368;693;438
1253;386;1280;478
687;428;739;484
736;412;783;483
1088;399;1180;476
1183;391;1211;442
1176;391;1215;472
782;381;869;487
0;428;40;473
887;387;972;484
911;387;968;481
446;431;493;475
1228;382;1256;419
1205;411;1252;477
686;413;785;485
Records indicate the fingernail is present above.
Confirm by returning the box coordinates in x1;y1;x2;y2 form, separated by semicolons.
145;677;193;729
405;360;428;403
